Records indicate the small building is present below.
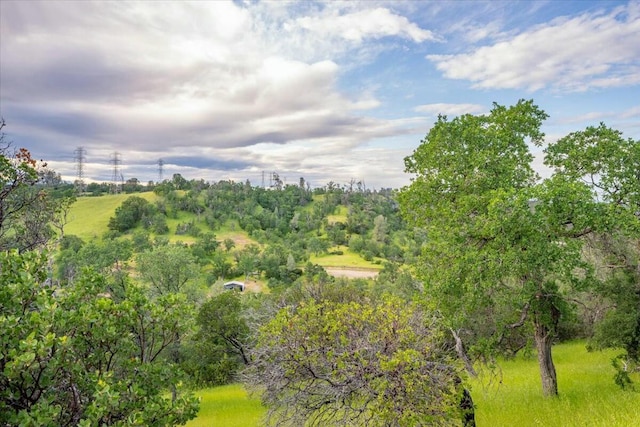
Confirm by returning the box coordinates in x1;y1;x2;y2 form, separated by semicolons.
223;281;245;291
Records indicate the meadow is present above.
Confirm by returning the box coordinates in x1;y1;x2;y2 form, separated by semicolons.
472;341;640;426
186;341;640;427
64;192;158;241
184;384;263;427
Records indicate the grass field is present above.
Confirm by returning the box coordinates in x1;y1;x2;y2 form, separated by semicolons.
326;205;348;224
185;384;264;427
186;342;640;426
471;341;640;426
65;192;158;241
310;245;382;269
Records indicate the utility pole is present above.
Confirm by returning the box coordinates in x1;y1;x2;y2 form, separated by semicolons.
110;152;121;194
73;146;86;193
158;158;164;183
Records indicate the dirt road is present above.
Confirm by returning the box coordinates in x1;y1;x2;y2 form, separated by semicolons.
325;267;379;279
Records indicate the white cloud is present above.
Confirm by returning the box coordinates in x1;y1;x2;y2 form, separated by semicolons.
427;3;640;92
553;111;615;125
552;105;640;125
620;105;640;119
2;1;636;190
1;1;411;176
414;103;486;116
2;0;434;188
295;7;438;43
463;21;505;43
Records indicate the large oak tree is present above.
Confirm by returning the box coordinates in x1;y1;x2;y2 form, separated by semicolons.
545;123;640;382
399;100;609;396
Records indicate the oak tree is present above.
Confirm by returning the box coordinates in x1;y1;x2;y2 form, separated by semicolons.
399;100;600;396
1;119;71;252
136;243;200;300
545;123;640;384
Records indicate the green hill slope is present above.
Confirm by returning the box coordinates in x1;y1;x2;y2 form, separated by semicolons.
65;192;158;241
62;187;391;277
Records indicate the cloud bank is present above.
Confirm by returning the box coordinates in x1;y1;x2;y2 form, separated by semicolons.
428;3;640;92
1;1;638;189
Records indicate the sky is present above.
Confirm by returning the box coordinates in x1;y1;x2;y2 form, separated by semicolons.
1;0;639;189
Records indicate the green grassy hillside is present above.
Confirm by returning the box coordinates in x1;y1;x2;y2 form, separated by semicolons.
63;192;381;273
65;192;158;241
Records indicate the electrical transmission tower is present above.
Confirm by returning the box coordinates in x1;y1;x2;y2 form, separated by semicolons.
110;152;122;194
158;158;164;183
73;146;86;193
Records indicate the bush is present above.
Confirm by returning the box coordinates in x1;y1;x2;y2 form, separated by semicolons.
108;196;153;232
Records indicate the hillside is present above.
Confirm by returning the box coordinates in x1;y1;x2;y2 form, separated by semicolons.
62;183;408;286
65;192;158;241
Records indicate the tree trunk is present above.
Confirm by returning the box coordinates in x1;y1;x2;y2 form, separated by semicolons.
451;328;477;377
534;316;558;396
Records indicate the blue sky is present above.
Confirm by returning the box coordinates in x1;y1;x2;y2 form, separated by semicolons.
1;0;638;189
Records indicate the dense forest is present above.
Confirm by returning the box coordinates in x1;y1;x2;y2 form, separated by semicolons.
1;102;639;426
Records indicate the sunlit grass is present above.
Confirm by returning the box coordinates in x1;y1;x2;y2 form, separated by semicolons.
165;209;219;245
185;384;264;427
187;343;640;427
472;341;640;426
327;205;348;224
310;245;381;269
216;220;258;249
66;192;158;241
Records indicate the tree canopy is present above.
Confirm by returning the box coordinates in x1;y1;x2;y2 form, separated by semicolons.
0;250;198;426
398;100;638;396
1;119;72;252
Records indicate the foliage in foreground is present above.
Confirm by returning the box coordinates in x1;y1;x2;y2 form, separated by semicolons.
0;250;199;426
245;293;469;426
181;292;251;387
1;119;73;252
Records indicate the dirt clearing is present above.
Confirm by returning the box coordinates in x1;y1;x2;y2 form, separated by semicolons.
325;267;379;279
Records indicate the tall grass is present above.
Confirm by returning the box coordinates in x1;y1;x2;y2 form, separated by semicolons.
185;384;264;427
472;341;640;426
187;342;639;426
